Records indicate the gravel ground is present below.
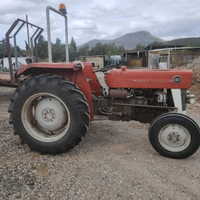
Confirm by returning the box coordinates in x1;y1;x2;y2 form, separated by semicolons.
1;87;200;200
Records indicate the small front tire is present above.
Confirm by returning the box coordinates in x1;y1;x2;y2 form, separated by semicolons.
149;113;200;159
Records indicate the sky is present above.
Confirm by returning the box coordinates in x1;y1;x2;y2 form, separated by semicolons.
0;0;200;50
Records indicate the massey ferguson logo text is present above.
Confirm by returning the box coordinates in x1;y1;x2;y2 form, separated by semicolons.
173;76;182;84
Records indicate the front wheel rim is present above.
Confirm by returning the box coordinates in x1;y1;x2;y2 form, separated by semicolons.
21;93;70;143
158;124;191;152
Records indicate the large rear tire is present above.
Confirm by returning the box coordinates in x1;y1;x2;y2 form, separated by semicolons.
148;113;200;159
8;74;90;154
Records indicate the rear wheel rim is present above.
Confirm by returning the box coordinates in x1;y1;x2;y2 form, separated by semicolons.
158;124;191;152
22;93;70;143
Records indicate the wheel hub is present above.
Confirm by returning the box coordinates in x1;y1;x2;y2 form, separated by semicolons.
42;108;56;123
158;124;191;152
35;97;68;131
22;92;71;143
168;132;181;144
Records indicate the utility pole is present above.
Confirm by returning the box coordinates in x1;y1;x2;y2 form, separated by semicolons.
26;15;31;58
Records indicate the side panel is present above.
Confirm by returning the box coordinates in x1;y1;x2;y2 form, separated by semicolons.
82;62;101;97
73;70;94;120
171;89;187;114
171;89;184;114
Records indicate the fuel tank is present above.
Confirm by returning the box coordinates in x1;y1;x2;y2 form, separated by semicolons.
105;66;193;89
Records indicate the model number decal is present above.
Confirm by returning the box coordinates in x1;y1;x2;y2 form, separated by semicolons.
173;76;182;84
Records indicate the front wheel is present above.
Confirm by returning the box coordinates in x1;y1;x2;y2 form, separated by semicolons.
148;113;200;159
8;74;90;154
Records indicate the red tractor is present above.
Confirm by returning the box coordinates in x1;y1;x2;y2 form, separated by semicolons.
8;61;200;159
6;4;200;159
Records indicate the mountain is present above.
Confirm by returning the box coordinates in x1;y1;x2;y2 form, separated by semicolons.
78;31;164;50
164;37;200;46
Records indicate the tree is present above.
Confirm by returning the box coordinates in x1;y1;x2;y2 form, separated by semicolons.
11;45;22;55
148;41;164;46
37;35;48;60
52;38;66;62
70;37;77;52
0;39;7;55
186;40;200;47
88;42;125;58
134;44;146;51
78;44;90;56
56;38;61;45
90;42;103;55
38;35;45;43
69;37;77;61
107;43;125;58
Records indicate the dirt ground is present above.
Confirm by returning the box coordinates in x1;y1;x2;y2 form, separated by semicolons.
0;86;200;200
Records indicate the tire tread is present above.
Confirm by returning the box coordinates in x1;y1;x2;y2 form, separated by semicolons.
8;74;90;154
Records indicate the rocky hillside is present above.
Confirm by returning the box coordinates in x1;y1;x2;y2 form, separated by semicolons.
164;38;200;46
78;31;164;50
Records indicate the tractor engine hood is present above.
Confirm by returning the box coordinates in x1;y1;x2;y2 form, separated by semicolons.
105;66;193;89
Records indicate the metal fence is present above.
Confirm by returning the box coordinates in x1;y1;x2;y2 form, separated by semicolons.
148;47;200;73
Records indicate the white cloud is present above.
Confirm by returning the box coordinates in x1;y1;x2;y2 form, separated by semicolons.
72;20;97;30
0;0;200;49
96;2;118;12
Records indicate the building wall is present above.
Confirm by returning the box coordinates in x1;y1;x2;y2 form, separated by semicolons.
79;56;105;69
125;52;148;68
0;57;28;71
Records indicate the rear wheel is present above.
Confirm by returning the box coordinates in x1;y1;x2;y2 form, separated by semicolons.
148;113;200;159
8;74;90;154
